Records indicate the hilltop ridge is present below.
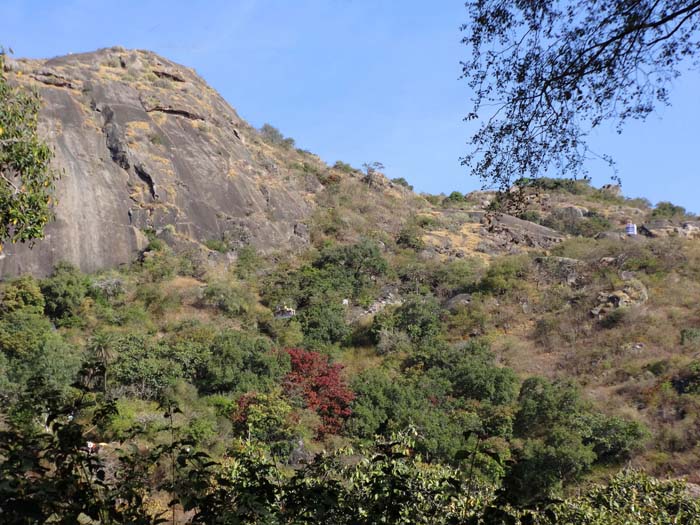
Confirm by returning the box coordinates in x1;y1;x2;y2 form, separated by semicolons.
5;47;698;278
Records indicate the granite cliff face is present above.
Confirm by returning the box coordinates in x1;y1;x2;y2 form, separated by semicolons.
0;47;318;277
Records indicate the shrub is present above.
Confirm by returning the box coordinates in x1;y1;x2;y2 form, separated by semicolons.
672;361;700;395
543;209;611;237
260;123;295;149
376;328;412;355
503;428;597;504
200;280;254;317
232;390;297;457
297;301;350;349
681;328;700;347
581;413;649;462
204;238;229;253
235;246;261;280
444;191;466;204
0;312;82;423
283;348;355;436
518;176;590;195
110;333;193;399
423;341;519;405
414;214;441;229
652;201;687;219
514;377;585;438
139;249;178;282
396;224;425;250
393;295;442;345
314;239;388;287
134;282;179;318
0;276;44;314
518;210;542;223
391;177;413;190
552;470;700;524
40;262;89;325
599;307;628;329
348;369;478;462
333;160;354;173
479;255;530;295
199;331;287;395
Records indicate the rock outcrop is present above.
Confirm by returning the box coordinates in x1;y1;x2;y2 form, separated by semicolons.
640;220;700;239
481;214;566;252
590;277;649;318
0;48;318;277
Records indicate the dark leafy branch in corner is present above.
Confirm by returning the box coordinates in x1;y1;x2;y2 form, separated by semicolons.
461;0;700;191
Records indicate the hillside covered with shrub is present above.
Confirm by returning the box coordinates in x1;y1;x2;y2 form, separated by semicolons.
2;169;700;522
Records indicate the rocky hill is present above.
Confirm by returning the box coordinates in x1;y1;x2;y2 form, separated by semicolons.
6;47;698;279
4;48;700;522
0;47;330;276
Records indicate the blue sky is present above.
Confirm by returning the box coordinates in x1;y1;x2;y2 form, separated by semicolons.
2;0;698;212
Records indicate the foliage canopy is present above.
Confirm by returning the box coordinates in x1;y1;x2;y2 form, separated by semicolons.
461;0;700;189
0;50;58;248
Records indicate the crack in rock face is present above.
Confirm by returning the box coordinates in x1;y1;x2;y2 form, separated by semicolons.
134;163;158;200
102;106;131;171
152;69;186;82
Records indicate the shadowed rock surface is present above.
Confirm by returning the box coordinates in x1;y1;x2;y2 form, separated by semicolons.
0;47;318;277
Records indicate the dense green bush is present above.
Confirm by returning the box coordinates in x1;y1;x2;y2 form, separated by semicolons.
0;275;45;314
40;261;89;325
422;340;519;405
479;255;530;295
297;301;350;349
503;377;648;503
581;413;649;463
348;369;473;462
199;330;288;394
652;201;688;219
371;294;442;346
200;279;254;317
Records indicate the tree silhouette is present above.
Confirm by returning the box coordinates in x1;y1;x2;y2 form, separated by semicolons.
461;0;700;190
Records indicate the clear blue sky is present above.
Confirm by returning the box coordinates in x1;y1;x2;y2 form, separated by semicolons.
2;0;698;212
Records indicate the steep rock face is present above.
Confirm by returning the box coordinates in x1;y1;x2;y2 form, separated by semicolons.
0;48;316;277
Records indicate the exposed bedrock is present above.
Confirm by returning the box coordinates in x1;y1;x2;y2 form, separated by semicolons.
0;48;316;277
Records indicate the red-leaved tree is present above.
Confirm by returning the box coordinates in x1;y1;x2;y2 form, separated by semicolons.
283;348;355;436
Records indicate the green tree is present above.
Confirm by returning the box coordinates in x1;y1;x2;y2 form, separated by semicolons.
0;49;59;247
297;300;350;349
0;275;44;314
652;201;688;219
40;262;89;325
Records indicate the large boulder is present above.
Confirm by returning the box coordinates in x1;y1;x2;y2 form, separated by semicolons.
0;48;319;277
640;220;700;239
553;205;588;222
591;277;648;317
482;213;566;251
535;256;587;286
